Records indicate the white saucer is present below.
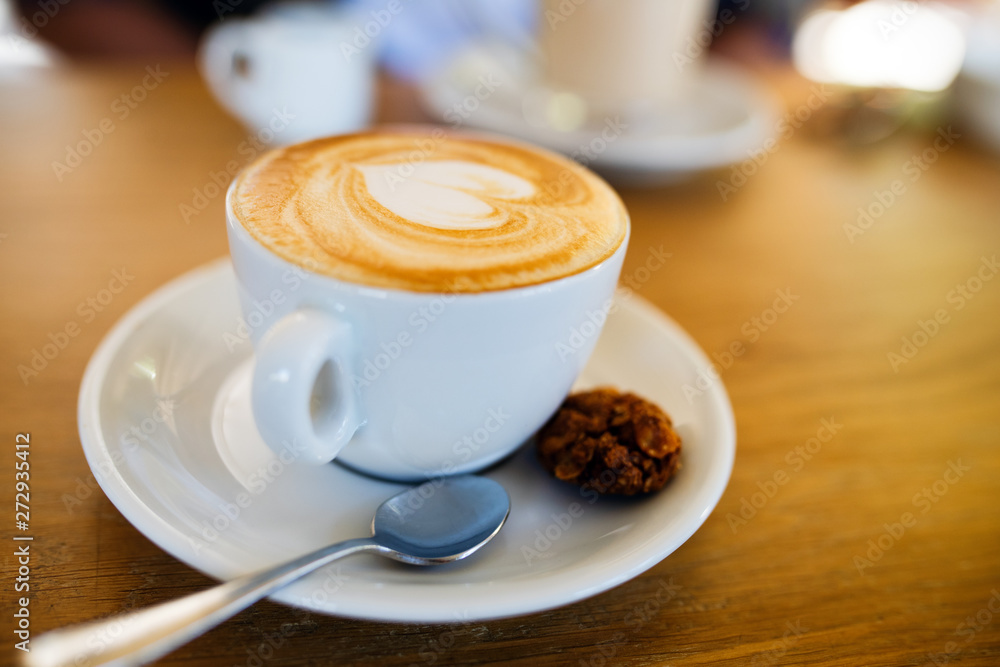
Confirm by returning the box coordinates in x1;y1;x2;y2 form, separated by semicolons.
78;259;735;622
419;41;779;184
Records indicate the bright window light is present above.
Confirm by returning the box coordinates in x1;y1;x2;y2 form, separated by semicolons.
793;1;965;92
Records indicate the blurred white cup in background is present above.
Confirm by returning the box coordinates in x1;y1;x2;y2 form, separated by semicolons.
198;2;377;145
537;0;716;118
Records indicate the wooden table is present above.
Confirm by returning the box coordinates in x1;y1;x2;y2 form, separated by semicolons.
2;60;999;666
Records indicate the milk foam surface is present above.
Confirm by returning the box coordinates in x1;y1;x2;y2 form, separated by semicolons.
231;130;628;292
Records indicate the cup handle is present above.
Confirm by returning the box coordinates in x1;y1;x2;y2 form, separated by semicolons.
251;309;363;465
197;19;258;122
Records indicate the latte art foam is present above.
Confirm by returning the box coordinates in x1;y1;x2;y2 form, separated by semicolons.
231;130;628;292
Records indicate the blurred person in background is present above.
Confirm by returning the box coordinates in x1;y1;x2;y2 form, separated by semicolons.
10;0;787;76
11;0;267;57
11;0;530;69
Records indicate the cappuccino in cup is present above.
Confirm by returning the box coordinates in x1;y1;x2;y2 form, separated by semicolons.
226;128;629;481
231;130;627;292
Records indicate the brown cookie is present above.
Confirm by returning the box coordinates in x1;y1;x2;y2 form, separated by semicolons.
536;388;682;495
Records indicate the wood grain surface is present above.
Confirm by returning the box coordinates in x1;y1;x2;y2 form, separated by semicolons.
1;60;999;667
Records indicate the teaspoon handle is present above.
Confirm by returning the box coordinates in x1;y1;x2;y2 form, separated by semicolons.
24;537;379;667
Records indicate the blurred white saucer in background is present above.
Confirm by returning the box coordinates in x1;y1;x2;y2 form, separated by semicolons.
419;41;779;185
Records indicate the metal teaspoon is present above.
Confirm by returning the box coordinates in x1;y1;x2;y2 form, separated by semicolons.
26;475;510;667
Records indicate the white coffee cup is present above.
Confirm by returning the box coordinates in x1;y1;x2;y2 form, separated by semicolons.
538;0;716;116
225;183;628;482
198;2;376;145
